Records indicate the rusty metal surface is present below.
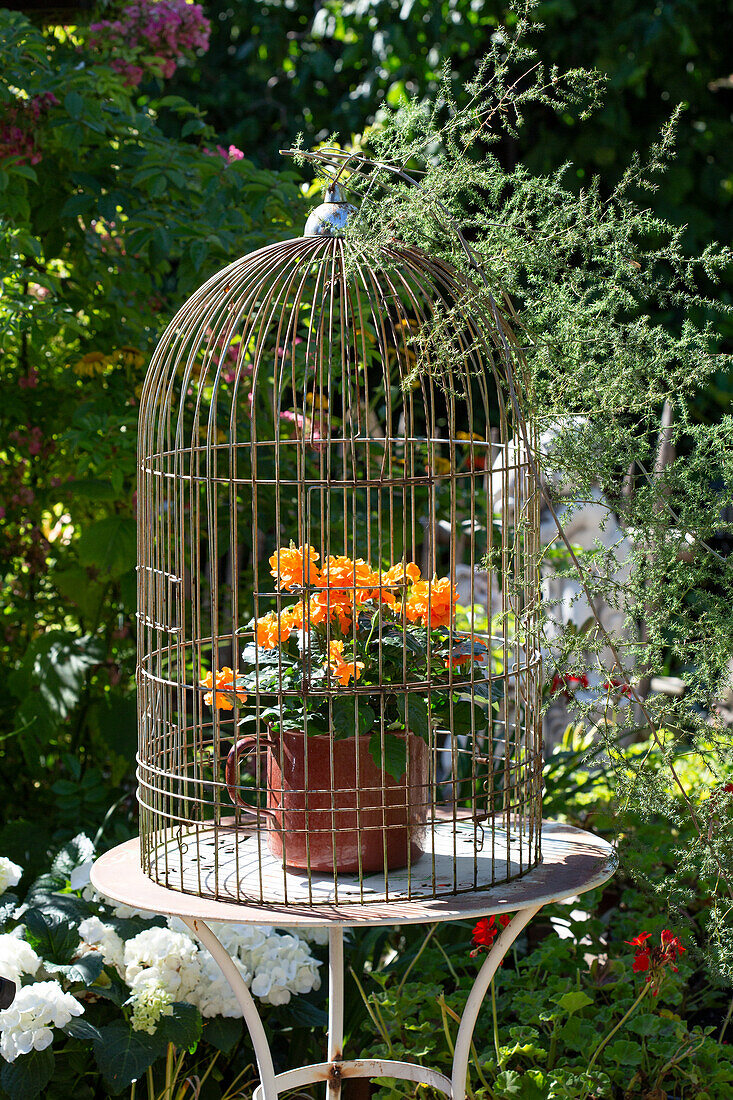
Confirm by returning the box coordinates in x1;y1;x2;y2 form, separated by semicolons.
137;225;544;907
91;820;616;928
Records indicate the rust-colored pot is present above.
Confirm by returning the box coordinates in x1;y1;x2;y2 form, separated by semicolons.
226;730;429;873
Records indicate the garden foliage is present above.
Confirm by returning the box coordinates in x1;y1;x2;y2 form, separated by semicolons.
314;0;733;968
0;8;301;857
1;0;733;1096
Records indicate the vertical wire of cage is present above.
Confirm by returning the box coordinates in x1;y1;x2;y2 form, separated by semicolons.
137;205;543;908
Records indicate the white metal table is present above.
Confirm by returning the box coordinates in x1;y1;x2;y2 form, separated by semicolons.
91;820;616;1100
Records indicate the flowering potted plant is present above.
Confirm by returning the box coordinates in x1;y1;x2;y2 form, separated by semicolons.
202;544;496;875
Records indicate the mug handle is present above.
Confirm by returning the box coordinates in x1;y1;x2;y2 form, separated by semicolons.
225;736;277;818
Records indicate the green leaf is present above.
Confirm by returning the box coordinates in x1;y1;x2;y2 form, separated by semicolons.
397;695;429;741
9;164;37;183
7;632;105;732
156;1003;202;1053
286;997;328;1027
553;990;594;1016
331;697;375;738
77;516;137;577
369;731;407;781
46;952;104;986
60;193;94;217
63;91;84;119
1;1048;55;1100
92;1022;166;1094
51;833;95;878
63;1018;102;1042
24;908;79;964
606;1038;644;1065
203;1015;241;1053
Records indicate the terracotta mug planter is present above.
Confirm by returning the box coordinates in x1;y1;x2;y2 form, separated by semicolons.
225;730;429;873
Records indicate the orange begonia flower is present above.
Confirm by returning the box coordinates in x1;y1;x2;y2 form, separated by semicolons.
200;667;247;710
404;576;458;629
256;610;294;649
382;562;421;587
445;633;490;668
326;640;364;686
320;556;378;605
269;544;321;590
309;589;353;633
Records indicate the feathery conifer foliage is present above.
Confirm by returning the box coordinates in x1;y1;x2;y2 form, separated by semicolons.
295;0;733;971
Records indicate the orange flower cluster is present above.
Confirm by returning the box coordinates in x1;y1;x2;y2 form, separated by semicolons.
327;640;364;686
256;611;294;649
200;667;247;710
269;545;320;590
404;577;458;629
260;544;458;653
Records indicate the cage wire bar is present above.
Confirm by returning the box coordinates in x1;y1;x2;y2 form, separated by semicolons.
137;195;543;908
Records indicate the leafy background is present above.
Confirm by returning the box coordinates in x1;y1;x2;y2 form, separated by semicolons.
1;1;732;1097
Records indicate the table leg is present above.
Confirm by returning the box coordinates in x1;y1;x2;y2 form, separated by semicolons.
451;904;542;1100
326;926;345;1100
183;916;279;1100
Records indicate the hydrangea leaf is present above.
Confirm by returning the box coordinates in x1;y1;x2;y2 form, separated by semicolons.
24;908;79;965
0;893;19;927
285;997;328;1027
156;1003;202;1053
50;834;95;879
45;952;104;987
0;1047;55;1100
92;1022;167;1094
202;1015;242;1054
76;517;137;578
63;1017;102;1042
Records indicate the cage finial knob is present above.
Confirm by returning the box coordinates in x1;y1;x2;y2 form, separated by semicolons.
304;181;357;237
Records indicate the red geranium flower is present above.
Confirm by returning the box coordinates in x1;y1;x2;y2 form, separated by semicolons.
625;929;685;993
470;914;512;957
550;672;589;701
603;678;633;697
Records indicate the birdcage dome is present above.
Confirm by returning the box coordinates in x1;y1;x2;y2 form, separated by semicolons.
137;216;543;908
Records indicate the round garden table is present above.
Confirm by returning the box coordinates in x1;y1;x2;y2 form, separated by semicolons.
91;820;616;1100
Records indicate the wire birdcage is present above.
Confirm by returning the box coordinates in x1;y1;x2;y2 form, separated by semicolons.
136;174;543;908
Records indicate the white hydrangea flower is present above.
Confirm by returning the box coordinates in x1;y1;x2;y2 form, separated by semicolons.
163;919;321;1014
249;933;321;1006
194;952;252;1018
78;917;125;974
80;882;156;922
297;926;329;946
0;981;83;1062
69;860;93;892
108;902;158;921
0;857;23;896
127;975;174;1035
124;927;201;1001
0;930;42;988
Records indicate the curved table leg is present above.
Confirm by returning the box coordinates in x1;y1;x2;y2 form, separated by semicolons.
327;927;344;1100
451;904;543;1100
182;916;279;1100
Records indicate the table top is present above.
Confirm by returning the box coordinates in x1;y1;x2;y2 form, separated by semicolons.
90;820;617;928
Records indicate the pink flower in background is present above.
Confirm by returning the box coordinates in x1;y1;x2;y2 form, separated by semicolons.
88;0;211;88
0;94;58;166
205;145;246;165
18;368;39;390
